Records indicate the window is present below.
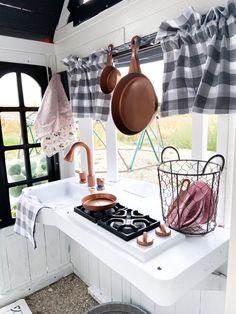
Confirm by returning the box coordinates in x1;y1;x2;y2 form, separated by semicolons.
112;43;217;183
0;62;60;228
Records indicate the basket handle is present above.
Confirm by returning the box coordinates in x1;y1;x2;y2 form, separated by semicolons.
161;146;180;163
202;154;225;174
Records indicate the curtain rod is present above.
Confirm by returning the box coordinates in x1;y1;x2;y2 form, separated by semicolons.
58;32;160;74
112;32;160;59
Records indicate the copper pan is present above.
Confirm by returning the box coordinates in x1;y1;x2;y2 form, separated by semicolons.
100;44;121;94
81;193;117;212
111;36;158;135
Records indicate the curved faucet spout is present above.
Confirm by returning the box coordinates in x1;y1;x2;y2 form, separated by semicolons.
64;141;95;187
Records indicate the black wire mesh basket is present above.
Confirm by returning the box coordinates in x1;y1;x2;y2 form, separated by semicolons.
157;146;225;235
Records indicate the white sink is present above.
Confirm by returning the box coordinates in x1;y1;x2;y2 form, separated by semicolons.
27;178;88;209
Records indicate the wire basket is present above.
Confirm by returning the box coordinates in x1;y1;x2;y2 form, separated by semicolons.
157;146;225;235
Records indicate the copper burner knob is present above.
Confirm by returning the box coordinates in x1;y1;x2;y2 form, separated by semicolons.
137;231;153;246
155;224;171;237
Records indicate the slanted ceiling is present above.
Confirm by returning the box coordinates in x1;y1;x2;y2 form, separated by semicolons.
0;0;64;42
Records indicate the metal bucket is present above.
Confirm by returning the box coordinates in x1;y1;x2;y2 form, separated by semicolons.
85;302;148;314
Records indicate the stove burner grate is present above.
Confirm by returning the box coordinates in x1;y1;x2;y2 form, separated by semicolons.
74;203;160;241
98;209;160;241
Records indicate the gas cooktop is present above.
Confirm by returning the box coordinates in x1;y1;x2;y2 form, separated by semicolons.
74;203;160;241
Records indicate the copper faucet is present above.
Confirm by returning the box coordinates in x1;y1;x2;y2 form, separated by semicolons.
64;141;95;187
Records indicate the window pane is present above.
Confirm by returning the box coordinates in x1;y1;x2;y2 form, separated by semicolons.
1;112;22;146
5;150;26;183
9;184;27;218
208;115;217;152
141;60;164;102
0;73;19;107
26;112;39;144
30;148;48;178
21;73;42;107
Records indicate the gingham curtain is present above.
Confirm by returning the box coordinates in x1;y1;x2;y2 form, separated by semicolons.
155;0;236;117
63;49;111;121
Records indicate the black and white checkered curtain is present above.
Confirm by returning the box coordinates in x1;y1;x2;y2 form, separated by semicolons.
63;49;111;121
155;0;236;117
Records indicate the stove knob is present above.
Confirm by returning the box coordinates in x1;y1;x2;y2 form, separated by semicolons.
137;231;153;246
155;224;171;237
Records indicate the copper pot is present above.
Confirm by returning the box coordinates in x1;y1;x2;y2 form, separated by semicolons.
111;36;158;135
100;44;121;94
81;192;117;212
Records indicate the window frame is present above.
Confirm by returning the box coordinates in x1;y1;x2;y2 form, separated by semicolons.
0;62;60;228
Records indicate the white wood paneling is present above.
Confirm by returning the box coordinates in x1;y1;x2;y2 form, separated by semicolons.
217;115;236;228
70;239;81;277
78;245;90;285
88;252;100;289
0;225;71;304
69;240;226;314
6;235;30;288
0;229;11;293
201;291;225;314
98;261;112;301
192;113;208;160
225;127;236;314
0;35;55;69
27;224;47;281
105;114;119;182
59;230;70;265
175;291;200;314
216;115;230;226
44;225;61;273
140;293;155;314
122;278;131;303
130;285;141;307
111;270;122;302
155;304;176;314
55;28;124;71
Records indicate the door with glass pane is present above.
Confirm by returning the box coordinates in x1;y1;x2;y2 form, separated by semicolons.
0;62;60;228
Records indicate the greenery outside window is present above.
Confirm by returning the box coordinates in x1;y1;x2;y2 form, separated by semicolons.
0;62;60;228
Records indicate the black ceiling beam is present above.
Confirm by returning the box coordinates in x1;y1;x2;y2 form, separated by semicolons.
68;0;123;26
0;1;63;16
0;0;64;41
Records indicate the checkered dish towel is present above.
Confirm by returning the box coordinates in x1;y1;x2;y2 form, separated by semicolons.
63;49;111;121
155;0;236;116
14;194;50;248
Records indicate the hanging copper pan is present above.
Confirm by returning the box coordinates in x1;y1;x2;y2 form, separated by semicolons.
111;36;158;135
81;192;117;212
100;44;121;94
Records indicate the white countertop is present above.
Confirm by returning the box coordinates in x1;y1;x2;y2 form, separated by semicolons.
28;177;229;306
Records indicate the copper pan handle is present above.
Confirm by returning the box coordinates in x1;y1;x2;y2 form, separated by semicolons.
129;36;141;74
107;44;113;66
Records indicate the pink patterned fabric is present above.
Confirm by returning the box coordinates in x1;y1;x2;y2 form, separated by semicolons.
34;74;76;157
35;74;74;139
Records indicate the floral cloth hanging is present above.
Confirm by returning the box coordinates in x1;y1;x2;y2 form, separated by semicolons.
63;49;111;122
34;73;76;157
155;0;236;116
